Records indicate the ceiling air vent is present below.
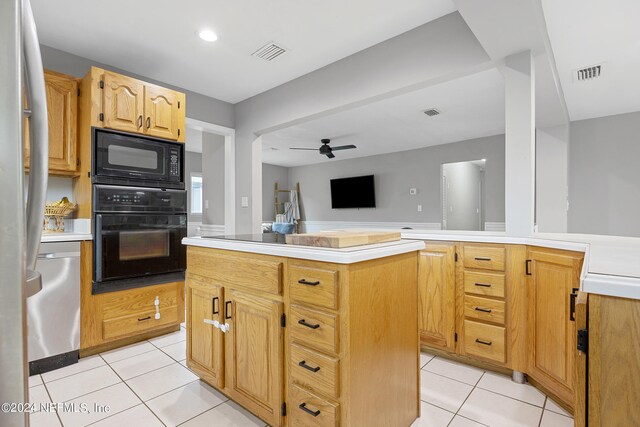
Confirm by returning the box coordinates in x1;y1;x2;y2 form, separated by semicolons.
423;108;441;117
252;42;287;61
576;64;602;81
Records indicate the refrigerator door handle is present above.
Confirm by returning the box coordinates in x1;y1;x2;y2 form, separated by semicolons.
22;0;48;272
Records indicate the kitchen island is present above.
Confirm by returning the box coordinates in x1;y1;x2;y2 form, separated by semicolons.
182;234;425;427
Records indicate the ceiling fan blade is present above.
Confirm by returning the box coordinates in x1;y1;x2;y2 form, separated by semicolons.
326;152;335;159
330;145;357;151
289;147;318;150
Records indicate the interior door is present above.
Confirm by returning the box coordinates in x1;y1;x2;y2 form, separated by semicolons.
527;248;583;409
144;85;181;140
102;71;144;134
186;276;224;388
418;243;456;351
225;289;283;427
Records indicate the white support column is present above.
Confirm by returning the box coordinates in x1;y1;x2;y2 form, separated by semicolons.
504;51;535;237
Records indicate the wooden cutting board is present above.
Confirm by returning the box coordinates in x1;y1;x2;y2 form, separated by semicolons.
285;230;401;248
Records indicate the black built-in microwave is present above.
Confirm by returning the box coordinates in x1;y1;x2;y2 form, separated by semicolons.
92;127;184;189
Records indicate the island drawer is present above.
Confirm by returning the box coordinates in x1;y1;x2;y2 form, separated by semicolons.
464;295;505;325
463;320;506;363
290;305;338;354
187;246;283;295
463;271;505;298
289;384;339;427
289;263;338;310
290;343;339;399
462;245;506;271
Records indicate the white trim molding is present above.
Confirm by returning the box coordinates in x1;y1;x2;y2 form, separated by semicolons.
196;223;226;237
300;220;442;233
484;222;506;232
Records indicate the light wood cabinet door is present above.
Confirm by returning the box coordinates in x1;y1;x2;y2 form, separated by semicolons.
225;289;283;427
527;248;583;409
25;71;78;175
418;243;456;351
186;278;224;388
102;71;144;134
144;85;183;141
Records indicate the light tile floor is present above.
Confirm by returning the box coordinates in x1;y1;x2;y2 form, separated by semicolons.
28;327;573;427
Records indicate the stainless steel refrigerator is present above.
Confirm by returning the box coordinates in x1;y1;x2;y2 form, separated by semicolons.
0;0;49;425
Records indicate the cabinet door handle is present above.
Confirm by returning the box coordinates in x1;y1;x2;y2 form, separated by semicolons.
298;319;320;329
137;115;142;128
525;259;532;275
212;297;219;315
298;279;320;286
137;316;151;321
474;283;492;288
569;287;580;321
474;257;492;261
146;117;150;129
299;403;321;417
298;360;320;373
474;307;492;313
475;338;492;346
224;301;232;320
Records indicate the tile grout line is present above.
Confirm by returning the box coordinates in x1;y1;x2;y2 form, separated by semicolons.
174;399;230;427
449;371;489;427
537;397;548;427
102;346;159;365
87;353;169;427
41;361;107;385
39;375;65;427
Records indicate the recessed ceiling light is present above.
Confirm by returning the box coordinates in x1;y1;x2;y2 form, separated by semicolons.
198;30;218;42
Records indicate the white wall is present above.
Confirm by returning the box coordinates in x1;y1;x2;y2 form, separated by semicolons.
568;111;640;237
233;12;492;232
202;132;225;225
535;125;568;232
286;134;504;224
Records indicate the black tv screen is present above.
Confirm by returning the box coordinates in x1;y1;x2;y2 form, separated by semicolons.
330;175;375;209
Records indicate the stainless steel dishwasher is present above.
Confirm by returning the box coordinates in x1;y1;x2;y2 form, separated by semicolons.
28;241;81;374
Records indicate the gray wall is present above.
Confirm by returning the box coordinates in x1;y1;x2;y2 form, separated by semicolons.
202;133;225;225
262;164;289;221
287;134;505;223
568;111;640;237
185;151;202;222
234;12;491;232
40;45;235;128
536;125;568;233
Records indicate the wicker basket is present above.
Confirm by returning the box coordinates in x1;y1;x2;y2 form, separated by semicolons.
43;202;77;233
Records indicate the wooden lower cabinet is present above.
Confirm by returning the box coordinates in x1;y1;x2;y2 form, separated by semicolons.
226;289;284;426
526;247;583;409
574;293;640;427
418;243;456;351
186;247;419;427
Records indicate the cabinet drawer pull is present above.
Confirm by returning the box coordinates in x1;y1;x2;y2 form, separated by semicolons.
224;301;232;320
299;403;321;417
298;360;321;373
475;338;493;346
474;257;492;261
137;316;151;321
298;319;320;329
298;279;320;286
212;297;219;315
474;282;492;288
474;307;492;313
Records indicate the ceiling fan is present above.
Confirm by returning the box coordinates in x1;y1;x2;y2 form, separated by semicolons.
290;138;356;159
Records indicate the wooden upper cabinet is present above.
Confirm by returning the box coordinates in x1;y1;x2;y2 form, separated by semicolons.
418;243;456;351
527;247;583;409
186;276;224;389
25;70;78;175
102;71;144;134
225;289;283;427
144;85;183;141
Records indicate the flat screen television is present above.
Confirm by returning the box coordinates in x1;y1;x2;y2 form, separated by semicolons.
330;175;375;209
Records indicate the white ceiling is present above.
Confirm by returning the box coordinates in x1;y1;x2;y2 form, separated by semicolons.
542;0;640;121
262;68;504;167
31;0;456;104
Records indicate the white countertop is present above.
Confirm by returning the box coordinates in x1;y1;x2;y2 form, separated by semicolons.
41;232;92;242
182;236;426;264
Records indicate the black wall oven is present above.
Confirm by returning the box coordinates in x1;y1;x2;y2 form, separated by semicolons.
93;185;187;294
93;127;184;189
